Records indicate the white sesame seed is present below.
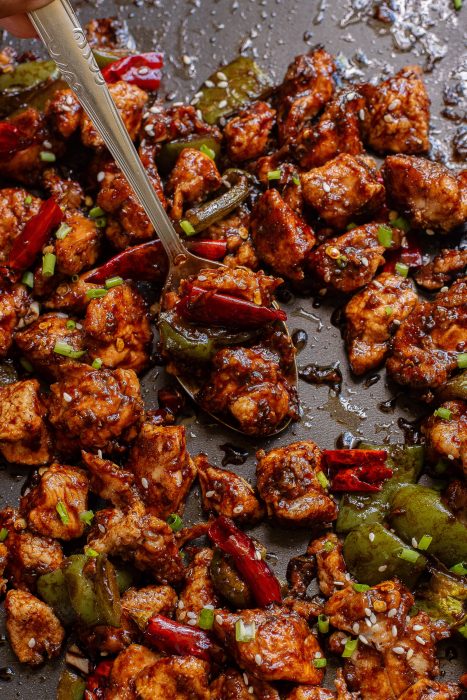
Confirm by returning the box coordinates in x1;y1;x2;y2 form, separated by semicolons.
345;573;351;581
388;608;397;618
150;105;162;114
196;109;203;120
254;550;262;560
392;646;405;655
254;654;262;665
217;81;228;88
204;79;215;88
415;635;426;645
370;613;377;625
138;66;149;75
98;524;106;533
187;611;197;619
369;532;375;542
144;124;155;134
43;140;52;149
392;319;401;326
426;229;435;236
187;618;197;625
217;71;228;81
205;490;215;498
248;688;254;695
412;624;423;632
406;648;414;660
76;323;83;330
447;454;455;460
392;625;397;637
215;615;223;625
63;392;72;403
352;622;360;634
365;617;372;628
411;537;418;548
66;95;74;105
204;604;215;610
388;99;400;111
28;638;36;648
97;449;103;459
178;600;184;609
440;286;449;292
178;611;186;620
384;114;393;123
243;673;249;684
314;651;322;658
378;565;387;572
359;634;369;645
141;477;149;489
233;505;244;514
97;171;105;183
322;182;331;193
361;257;369;267
218;100;228;109
182;55;193;65
190;97;199;106
364;608;372;617
359;108;365;120
334;581;344;587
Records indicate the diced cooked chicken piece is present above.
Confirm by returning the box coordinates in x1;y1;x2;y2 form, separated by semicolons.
85;16;133;49
81;450;138;508
386;279;467;390
307;223;403;293
344;272;418;375
422;400;467;473
83;283;152;373
0;187;41;263
301;154;385;230
142;104;220;145
214;606;324;684
307;533;350;597
20;463;89;540
0;283;30;358
397;679;461;700
277;48;336;146
223;101;276;162
210;668;280;700
166;147;222;220
107;644;161;700
285;688;335;700
81;81;147;147
295;89;365;169
45;88;82;139
43;276;98;314
177;265;279;305
195;453;264;524
0;542;7;596
49;365;143;454
135;656;210;699
127;424;196;519
343;644;395;700
442;479;467;524
15;313;86;380
414;248;467;290
250;189;316;282
197;345;298;437
5;589;64;665
361;66;430;155
176;548;220;621
0;379;51;465
256;441;337;526
54;209;101;276
42;168;84;209
382;156;467;233
87;504;184;585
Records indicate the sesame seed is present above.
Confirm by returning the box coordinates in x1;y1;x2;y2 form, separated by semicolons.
191;97;199;106
218;100;228;109
322;182;331;193
378;565;387;572
243;673;249;684
178;611;186;620
66;95;74;105
406;648;414;660
138;66;149;75
364;608;372;617
411;537;418;548
215;615;223;625
43;140;52;149
97;449;103;459
384;114;393;123
359;634;369;645
141;477;149;489
63;392;73;403
205;490;215;498
76;323;83;330
370;613;377;625
352;622;360;634
98;524;106;533
233;505;244;514
447;454;455;460
217;71;228;81
388;608;397;618
361;257;369;267
426;228;435;236
314;651;322;658
217;81;228;88
204;79;215;88
196;109;203;120
254;654;262;665
365;618;372;627
187;618;197;625
369;532;375;542
440;286;448;292
334;581;344;587
97;171;105;182
248;688;254;695
178;600;184;609
412;624;423;631
182;55;193;65
415;636;426;645
392;625;397;637
392;646;405;655
204;604;214;610
359;108;365;120
345;573;351;581
187;611;197;619
388;99;400;111
28;638;36;648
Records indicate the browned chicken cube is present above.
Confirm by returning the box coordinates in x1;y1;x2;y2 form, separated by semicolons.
20;463;89;541
301;154;385;230
277;48;336;146
0;542;7;596
81;450;139;508
43;276;99;315
135;656;210;699
45;88;82;140
224;101;276;162
42;168;84;209
256;441;337;526
296;89;365;169
195;453;264;524
398;679;461;700
176;265;279;305
166;147;222;220
48;365;143;454
81;81;148;147
214;606;324;684
106;644;160;700
286;669;353;700
0;379;51;465
386;279;467;390
307;533;350;597
361;66;430;155
250;189;316;282
382;155;467;233
127;424;196;519
176;548;220;622
344;271;418;375
5;589;64;665
422;400;467;476
83;283;152;374
142;104;219;145
55;210;101;276
210;668;280;700
0;283;30;358
0;188;41;263
122;585;178;626
15;313;87;381
414;248;467;291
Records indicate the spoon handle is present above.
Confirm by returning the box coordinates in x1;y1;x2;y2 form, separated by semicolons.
29;0;186;262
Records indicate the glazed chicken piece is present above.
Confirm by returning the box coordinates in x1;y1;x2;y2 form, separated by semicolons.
277;48;336;146
0;379;51;465
0;187;41;263
0;283;31;358
15;313;86;380
442;479;467;524
176;548;220;622
20;463;89;541
5;589;64;665
55;209;101;276
83;283;152;374
0;543;7;596
45;88;82;140
81;450;139;508
195;453;264;524
134;656;210;700
106;644;160;700
176;265;279;305
295;89;365;169
256;441;337;526
210;668;280;700
141;103;220;145
87;503;184;585
307;223;403;293
382;156;467;233
48;364;143;454
81;81;148;147
386;279;467;390
285;669;354;700
214;606;324;684
42;168;84;209
397;679;461;700
223;101;276;162
250;188;316;282
127;424;196;519
422;400;467;474
166;147;222;220
414;248;467;291
43;276;99;315
307;533;351;597
85;16;134;49
300;154;385;230
344;272;418;375
361;66;430;155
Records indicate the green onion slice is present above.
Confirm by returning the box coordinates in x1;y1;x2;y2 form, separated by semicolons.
353;583;371;593
105;276;124;289
55;223;72;240
198;607;215;630
395;262;409;278
416;535;432;551
313;657;327;668
318;614;329;634
53;341;86;359
398;548;419;564
86;288;107;299
167;513;183;532
180;220;196;236
79;510;95;526
267;169;281;180
56;500;70;525
42;252;56;277
377;225;393;248
21;271;34;288
0;528;8;542
342;638;358;658
235;619;256;642
433;407;452;420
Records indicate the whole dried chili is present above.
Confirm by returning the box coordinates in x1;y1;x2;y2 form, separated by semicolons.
144;614;222;661
208;516;282;607
188;239;228;260
85;238;168;284
0;122;33;159
84;659;113;700
323;449;393;492
102;52;163;91
8;197;63;271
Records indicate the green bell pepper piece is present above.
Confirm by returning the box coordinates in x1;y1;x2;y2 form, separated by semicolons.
57;669;86;700
389;484;467;568
210;548;254;608
343;522;427;588
64;554;122;627
438;370;467;401
159;317;215;362
336;444;424;534
416;567;467;630
184;169;252;234
157;135;221;174
0;61;61;117
116;566;135;594
37;567;76;625
94;555;122;628
92;48;131;70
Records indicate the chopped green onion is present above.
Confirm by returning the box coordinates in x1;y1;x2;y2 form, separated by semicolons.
24;195;33;205
56;501;70;525
91;358;103;370
86;288;107;299
395;262;409;278
89;206;105;219
433;407;452;420
377;225;393;248
453;0;462;10
318;614;329;634
198;607;215;630
40;151;56;162
292;175;300;186
267;169;281;180
324;540;335;553
235;619;256;642
457;353;467;369
385;306;393;316
180;220;196;236
105;276;124;289
20;357;33;373
21;271;34;288
342;638;358;658
42;252;56;277
316;471;329;490
449;562;467;576
95;216;107;228
53;341;86;359
167;513;183;532
346;222;358;231
398;548;419;563
417;535;432;551
313;657;327;668
199;143;216;160
79;510;95;526
66;320;76;330
85;548;99;558
391;216;410;232
353;583;371;592
0;528;8;542
55;223;72;240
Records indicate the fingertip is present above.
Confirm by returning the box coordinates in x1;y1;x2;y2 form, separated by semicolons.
0;15;38;38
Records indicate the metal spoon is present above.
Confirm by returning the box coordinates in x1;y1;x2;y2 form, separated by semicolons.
29;0;297;435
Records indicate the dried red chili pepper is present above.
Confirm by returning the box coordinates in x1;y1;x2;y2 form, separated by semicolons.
208;516;282;608
102;52;164;91
0;122;33;158
85;239;168;284
323;449;392;492
84;659;113;700
144;614;222;661
188;240;228;261
176;285;287;328
8;197;63;271
383;233;423;273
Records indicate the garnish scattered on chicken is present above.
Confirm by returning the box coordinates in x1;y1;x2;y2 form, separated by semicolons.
0;379;51;465
422;400;467;476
